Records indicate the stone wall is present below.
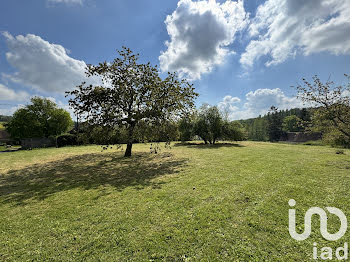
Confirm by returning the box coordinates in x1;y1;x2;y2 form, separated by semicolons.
21;138;56;149
284;132;322;143
0;130;11;143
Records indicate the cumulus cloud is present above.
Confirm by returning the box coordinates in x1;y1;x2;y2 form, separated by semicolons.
47;0;83;5
0;84;29;101
3;32;88;94
218;95;241;116
241;0;350;67
218;88;304;120
0;105;24;116
160;0;248;80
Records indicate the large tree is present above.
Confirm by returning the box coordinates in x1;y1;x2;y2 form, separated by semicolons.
296;74;350;146
7;97;73;140
193;105;222;144
267;106;284;142
188;104;245;144
66;47;197;157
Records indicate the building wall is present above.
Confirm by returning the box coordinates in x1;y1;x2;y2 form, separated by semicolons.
0;130;11;143
21;138;56;149
285;132;322;143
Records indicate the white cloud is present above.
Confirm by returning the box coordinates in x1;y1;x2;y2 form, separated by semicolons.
47;0;83;5
241;0;350;67
218;88;304;120
218;95;241;116
0;84;29;102
3;32;88;94
0;105;24;116
160;0;248;80
222;95;241;104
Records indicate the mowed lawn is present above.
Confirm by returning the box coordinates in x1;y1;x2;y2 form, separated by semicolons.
0;142;349;261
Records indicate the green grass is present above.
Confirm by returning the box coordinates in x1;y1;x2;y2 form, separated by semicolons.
0;122;6;130
0;145;21;152
0;142;349;261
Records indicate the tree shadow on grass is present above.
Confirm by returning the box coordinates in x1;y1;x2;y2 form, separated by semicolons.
0;152;187;206
174;142;245;149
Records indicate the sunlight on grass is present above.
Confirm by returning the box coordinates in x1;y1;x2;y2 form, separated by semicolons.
0;142;349;260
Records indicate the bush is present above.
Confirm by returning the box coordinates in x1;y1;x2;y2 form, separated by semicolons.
222;121;246;141
57;134;78;147
322;129;350;148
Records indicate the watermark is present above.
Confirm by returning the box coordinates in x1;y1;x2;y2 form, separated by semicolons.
288;199;348;260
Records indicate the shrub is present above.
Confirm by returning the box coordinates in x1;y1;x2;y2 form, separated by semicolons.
57;134;78;147
322;129;350;148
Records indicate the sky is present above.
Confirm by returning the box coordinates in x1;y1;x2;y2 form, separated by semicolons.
0;0;350;120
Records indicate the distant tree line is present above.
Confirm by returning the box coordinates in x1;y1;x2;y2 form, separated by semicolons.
239;74;350;148
0;115;12;122
3;45;349;150
240;107;313;142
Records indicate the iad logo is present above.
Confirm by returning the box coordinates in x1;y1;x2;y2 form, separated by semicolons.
288;199;347;241
288;199;348;260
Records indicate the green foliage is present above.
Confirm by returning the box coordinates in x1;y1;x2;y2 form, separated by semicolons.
296;74;350;147
6;97;73;140
57;133;78;147
134;119;179;143
178;116;194;142
322;128;350;148
241;108;312;141
193;105;222;144
241;116;268;141
222;121;247;141
66;47;198;157
0;115;12;122
282;115;303;132
179;105;246;144
267;106;284;142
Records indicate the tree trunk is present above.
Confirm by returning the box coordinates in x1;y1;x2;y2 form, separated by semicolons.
124;122;135;157
124;142;133;157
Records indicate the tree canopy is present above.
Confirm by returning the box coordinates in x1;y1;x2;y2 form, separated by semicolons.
6;97;73;140
267;106;284;142
296;74;350;147
179;104;246;144
66;47;198;157
282;115;303;132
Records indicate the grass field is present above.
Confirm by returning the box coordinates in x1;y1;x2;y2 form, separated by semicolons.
0;142;349;261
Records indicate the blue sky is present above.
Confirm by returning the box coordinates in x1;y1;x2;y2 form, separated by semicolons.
1;0;350;119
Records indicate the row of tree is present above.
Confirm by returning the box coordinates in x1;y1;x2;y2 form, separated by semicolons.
4;97;245;147
3;47;350;155
241;107;312;141
179;104;246;144
0;115;12;122
240;74;350;147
